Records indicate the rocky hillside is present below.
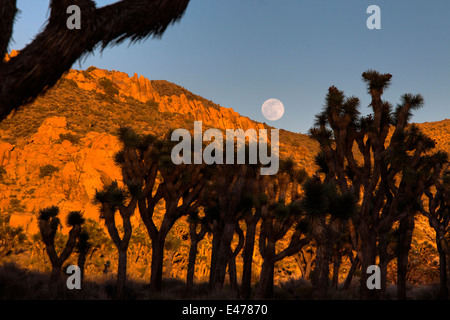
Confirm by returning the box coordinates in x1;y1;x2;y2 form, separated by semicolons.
0;66;448;234
0;66;319;233
0;64;448;285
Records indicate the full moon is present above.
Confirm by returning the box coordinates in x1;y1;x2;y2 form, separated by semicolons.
261;98;285;121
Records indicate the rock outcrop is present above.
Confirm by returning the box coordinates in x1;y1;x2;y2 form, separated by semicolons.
65;68;265;132
0;117;122;233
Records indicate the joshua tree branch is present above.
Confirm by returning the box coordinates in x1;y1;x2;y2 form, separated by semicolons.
0;0;17;58
57;224;81;265
275;234;311;262
0;0;190;120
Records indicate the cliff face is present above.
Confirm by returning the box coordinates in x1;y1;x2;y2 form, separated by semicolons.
65;67;264;132
0;116;122;233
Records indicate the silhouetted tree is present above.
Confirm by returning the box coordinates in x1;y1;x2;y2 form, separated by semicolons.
0;0;190;120
208;161;258;292
422;168;450;299
113;127;165;291
75;229;90;282
154;154;207;291
185;210;209;296
94;181;137;299
300;176;357;299
241;176;266;299
113;127;208;292
37;206;84;284
295;245;316;280
309;70;447;299
256;158;310;299
78;217;113;275
164;232;182;279
391;125;446;299
331;233;354;289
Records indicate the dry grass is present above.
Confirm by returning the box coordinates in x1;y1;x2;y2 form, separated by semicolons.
0;262;443;300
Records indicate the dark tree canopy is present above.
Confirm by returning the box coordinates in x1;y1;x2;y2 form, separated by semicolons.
0;0;190;120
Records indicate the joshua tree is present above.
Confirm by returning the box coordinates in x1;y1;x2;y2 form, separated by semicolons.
94;181;137;299
37;206;84;284
295;245;316;280
422;168;450;299
113;127;208;292
240;176;266;299
153;153;208;291
300;176;357;299
75;229;91;282
207;162;258;292
163;232;182;279
309;70;448;299
77;217;113;276
112;127;165;291
255;158;310;299
0;0;190;120
185;210;209;296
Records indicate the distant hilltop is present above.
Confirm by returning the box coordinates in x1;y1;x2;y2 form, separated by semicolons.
66;67;265;133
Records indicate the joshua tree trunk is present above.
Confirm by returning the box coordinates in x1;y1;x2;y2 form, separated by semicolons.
228;225;244;297
165;251;175;279
45;224;82;285
436;234;449;299
185;218;208;296
241;208;260;299
211;222;235;291
49;264;63;284
186;239;199;295
358;222;378;300
343;256;359;290
150;234;166;292
96;191;135;300
228;253;239;295
378;233;391;299
77;251;87;282
397;213;415;300
116;248;128;299
209;226;221;290
331;251;341;288
256;239;276;299
312;243;331;299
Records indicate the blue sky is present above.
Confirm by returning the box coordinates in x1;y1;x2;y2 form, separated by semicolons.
11;0;450;134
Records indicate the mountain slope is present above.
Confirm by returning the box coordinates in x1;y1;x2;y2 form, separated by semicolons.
0;66;448;286
0;67;320;233
0;66;448;232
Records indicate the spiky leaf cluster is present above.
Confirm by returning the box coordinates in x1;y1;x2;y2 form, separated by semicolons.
38;205;59;222
66;211;85;227
76;230;91;253
361;70;393;93
94;181;128;219
301;177;328;217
